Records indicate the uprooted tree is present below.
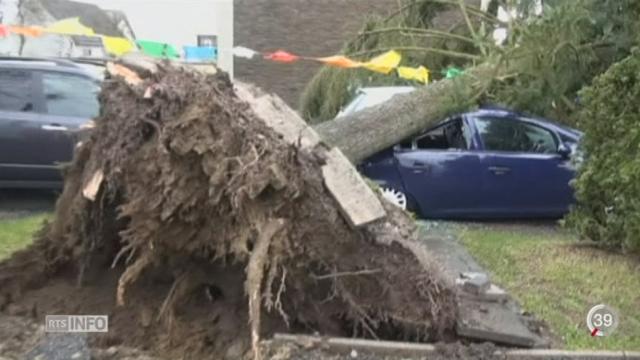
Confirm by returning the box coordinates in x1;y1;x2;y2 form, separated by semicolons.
1;1;639;359
0;59;457;360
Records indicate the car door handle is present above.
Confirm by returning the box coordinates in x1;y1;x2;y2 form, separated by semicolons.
412;160;430;169
488;166;511;175
41;124;68;131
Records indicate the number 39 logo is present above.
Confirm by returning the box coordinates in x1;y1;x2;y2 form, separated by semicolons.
586;304;619;337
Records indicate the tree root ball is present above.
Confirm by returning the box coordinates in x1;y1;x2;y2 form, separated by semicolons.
0;61;457;359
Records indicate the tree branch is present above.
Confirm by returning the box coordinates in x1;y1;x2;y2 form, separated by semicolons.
355;27;477;45
347;46;482;61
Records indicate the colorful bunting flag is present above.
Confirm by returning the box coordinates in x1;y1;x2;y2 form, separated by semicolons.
315;55;362;68
102;36;136;56
397;66;430;84
184;46;217;61
0;19;448;85
443;67;464;79
136;40;180;59
8;25;44;37
361;50;402;74
45;18;94;36
264;50;299;63
232;46;259;59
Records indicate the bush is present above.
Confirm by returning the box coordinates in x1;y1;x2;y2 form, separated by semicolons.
567;50;640;252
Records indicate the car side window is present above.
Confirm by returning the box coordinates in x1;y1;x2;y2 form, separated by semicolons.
41;72;100;118
0;69;34;112
413;118;469;150
475;117;557;154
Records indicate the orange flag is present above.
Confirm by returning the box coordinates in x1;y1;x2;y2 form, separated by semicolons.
8;25;44;37
264;50;300;63
315;55;362;68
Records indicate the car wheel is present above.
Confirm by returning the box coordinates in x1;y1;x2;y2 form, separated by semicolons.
379;187;408;210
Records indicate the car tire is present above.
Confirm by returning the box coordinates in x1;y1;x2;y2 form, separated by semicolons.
379;187;408;210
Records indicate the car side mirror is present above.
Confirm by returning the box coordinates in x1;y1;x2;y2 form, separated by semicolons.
557;143;571;158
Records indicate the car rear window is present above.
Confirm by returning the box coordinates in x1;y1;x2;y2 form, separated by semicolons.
42;72;100;118
0;69;34;112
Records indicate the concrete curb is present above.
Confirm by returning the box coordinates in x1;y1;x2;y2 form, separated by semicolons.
272;334;640;359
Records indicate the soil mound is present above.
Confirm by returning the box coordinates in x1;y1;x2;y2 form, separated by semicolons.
0;61;456;359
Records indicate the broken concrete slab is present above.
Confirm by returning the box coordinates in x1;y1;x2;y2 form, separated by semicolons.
457;271;491;295
416;222;485;281
322;148;386;227
459;283;509;303
235;82;321;151
457;297;545;348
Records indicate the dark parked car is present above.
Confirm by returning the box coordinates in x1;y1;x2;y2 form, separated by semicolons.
0;57;101;189
342;87;583;219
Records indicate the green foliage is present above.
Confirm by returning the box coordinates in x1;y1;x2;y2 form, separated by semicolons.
567;50;640;252
300;0;640;126
485;0;640;125
300;1;484;123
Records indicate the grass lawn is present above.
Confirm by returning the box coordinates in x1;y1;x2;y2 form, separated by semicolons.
460;225;640;351
0;214;49;261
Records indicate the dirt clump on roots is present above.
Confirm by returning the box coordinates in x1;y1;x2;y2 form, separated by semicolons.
0;61;457;359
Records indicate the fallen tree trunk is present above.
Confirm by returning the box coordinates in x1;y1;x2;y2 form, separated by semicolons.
314;63;498;163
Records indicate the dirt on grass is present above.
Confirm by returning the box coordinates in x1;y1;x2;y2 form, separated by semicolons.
0;61;458;359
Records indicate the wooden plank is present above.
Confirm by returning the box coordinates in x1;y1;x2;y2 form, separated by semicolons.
322;148;386;227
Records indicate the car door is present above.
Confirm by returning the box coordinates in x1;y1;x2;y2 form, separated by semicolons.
0;68;57;183
394;117;484;218
473;115;575;217
0;68;99;186
34;70;100;172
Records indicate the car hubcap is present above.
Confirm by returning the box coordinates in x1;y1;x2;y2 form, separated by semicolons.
379;187;407;210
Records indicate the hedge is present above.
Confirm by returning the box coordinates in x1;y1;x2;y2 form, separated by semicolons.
567;50;640;252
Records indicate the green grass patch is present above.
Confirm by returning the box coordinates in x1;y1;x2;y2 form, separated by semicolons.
460;225;640;351
0;214;49;261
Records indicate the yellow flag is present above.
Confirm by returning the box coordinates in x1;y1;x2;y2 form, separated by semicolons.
397;66;430;84
45;18;95;36
362;50;402;74
102;36;136;56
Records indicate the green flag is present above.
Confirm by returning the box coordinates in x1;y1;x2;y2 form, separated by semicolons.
442;67;463;79
136;40;180;59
